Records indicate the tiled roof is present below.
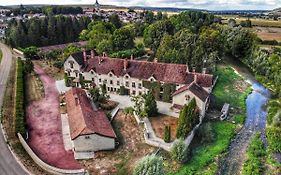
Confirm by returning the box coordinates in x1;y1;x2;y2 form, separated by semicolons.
74;53;213;86
172;82;210;101
39;41;88;53
65;88;116;140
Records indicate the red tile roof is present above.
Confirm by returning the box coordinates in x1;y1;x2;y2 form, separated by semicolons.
172;82;210;101
74;54;213;87
65;88;116;140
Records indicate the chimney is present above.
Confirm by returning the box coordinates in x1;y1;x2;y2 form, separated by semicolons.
103;52;106;58
130;54;134;60
192;67;196;74
186;65;189;73
194;74;197;83
202;68;206;74
83;49;87;63
98;56;101;65
124;59;128;71
91;50;95;60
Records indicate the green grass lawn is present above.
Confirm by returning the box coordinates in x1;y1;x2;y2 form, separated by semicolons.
167;65;251;175
171;122;236;175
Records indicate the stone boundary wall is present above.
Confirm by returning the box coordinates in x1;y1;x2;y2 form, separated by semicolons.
18;133;88;175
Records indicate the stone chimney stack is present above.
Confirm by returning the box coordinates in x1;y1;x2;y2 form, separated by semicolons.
202;68;206;74
130;54;133;60
124;59;128;71
91;50;95;60
98;56;101;65
194;74;197;83
83;49;87;63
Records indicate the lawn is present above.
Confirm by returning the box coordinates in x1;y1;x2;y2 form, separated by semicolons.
221;16;281;28
171;122;236;175
167;65;251;175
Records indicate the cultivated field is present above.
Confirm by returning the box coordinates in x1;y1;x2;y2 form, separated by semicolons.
255;27;281;41
221;16;281;28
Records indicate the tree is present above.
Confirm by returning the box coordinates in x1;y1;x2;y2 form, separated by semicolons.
112;27;134;51
144;11;155;24
171;138;190;163
96;39;113;55
197;122;214;143
144;91;158;117
23;46;39;59
131;95;145;115
164;125;171;143
176;98;198;139
109;14;122;29
228;18;236;28
24;59;34;74
133;155;165;175
144;19;174;51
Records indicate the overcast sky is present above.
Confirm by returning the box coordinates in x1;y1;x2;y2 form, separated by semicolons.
1;0;281;10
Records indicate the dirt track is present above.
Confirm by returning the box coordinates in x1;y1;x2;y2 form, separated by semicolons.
26;63;81;170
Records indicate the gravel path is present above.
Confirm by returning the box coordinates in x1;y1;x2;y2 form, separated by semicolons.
26;63;81;170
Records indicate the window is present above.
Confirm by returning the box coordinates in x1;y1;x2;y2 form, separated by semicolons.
68;71;70;76
85;136;90;139
104;79;107;84
92;78;95;81
125;75;129;79
139;91;142;96
91;71;94;75
110;80;113;85
75;72;78;77
117;81;120;86
125;81;129;87
132;90;136;95
70;63;74;69
99;79;101;83
109;73;113;77
138;83;142;89
132;82;136;88
108;87;110;91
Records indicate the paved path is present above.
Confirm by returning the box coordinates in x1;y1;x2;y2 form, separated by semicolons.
109;94;178;117
26;63;81;170
0;43;29;175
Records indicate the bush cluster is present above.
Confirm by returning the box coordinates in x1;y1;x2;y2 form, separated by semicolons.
15;60;26;137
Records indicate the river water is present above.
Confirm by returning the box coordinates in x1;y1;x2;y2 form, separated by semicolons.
218;61;271;175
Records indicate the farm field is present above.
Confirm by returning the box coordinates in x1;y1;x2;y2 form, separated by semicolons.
255;27;281;41
221;16;281;27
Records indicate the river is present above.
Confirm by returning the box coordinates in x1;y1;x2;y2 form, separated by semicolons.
218;59;271;175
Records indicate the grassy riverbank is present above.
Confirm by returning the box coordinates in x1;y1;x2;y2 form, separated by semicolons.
169;65;251;175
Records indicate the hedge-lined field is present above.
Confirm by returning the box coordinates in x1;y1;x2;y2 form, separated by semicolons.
15;59;26;137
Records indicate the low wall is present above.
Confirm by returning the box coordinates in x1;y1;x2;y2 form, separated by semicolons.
18;133;88;175
12;48;24;55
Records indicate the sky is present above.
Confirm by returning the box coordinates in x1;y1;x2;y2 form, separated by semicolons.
1;0;281;11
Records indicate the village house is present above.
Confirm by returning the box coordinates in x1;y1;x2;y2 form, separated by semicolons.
65;87;116;152
64;50;214;115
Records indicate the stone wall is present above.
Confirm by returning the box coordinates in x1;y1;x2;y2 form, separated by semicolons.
18;133;87;175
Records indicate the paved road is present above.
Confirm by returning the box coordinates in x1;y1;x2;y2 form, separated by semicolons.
0;43;29;175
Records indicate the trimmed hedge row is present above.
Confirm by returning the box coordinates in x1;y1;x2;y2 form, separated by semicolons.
15;59;26;138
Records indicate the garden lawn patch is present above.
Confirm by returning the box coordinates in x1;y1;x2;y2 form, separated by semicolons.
171;121;236;175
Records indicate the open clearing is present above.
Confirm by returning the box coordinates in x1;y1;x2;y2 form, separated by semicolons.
79;111;156;175
34;60;64;80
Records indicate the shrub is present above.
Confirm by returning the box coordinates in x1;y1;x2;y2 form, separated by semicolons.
266;127;281;153
171;138;190;164
143;91;158;117
164;125;171;143
124;107;134;116
133;155;165;175
196;122;215;143
15;60;26;137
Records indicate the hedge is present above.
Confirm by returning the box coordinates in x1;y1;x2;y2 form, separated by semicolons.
15;59;26;138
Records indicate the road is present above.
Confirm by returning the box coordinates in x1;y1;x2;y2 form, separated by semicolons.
0;43;29;175
218;58;271;175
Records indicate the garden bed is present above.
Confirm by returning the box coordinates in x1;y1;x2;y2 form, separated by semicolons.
149;114;178;141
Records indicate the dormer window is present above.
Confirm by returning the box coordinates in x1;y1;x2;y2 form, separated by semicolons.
125;75;129;79
150;78;154;82
91;70;94;75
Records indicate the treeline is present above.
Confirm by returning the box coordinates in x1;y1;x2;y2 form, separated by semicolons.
5;5;83;16
5;15;91;48
43;6;83;15
15;59;26;137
